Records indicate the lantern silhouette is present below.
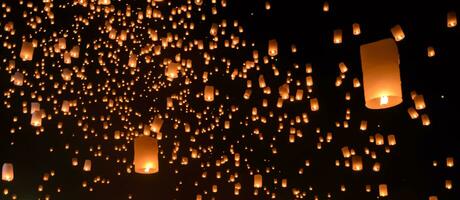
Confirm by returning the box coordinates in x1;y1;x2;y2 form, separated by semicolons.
134;136;159;174
391;25;405;41
268;39;278;57
2;163;14;181
360;38;402;109
20;42;34;61
254;174;262;188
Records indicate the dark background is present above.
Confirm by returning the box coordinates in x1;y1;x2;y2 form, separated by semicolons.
1;0;459;199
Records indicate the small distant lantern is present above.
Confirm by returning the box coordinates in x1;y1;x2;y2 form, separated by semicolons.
427;46;435;57
447;11;457;28
421;114;430;126
310;98;319;111
333;29;343;44
360;38;402;109
387;134;396;146
11;72;24;86
379;184;388;197
165;62;180;80
20;42;34;61
414;95;426;110
278;84;289;100
407;107;419;119
353;23;361;35
61;68;73;81
83;160;91;171
128;54;137;68
352;155;363;171
391;25;405;41
446;157;454;167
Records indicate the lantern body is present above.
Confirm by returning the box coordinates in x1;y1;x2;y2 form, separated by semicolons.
134;136;159;174
278;84;289;100
128;54;137;68
333;29;343;44
360;38;402;109
31;111;42;127
83;160;91;171
204;85;215;102
11;72;24;86
379;184;388;197
165;62;179;80
352;155;363;171
414;95;426;110
254;174;262;188
2;163;14;181
268;39;278;57
447;11;457;28
20;42;34;61
391;25;405;41
353;23;361;35
310;98;319;111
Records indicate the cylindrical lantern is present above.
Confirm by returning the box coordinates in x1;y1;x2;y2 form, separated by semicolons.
447;11;457;28
134;136;159;174
278;84;289;100
446;157;454;167
310;98;319;111
421;114;430;126
352;23;361;35
258;75;266;88
165;62;179;80
31;111;42;127
204;85;215;102
254;174;262;188
352;155;363;171
375;133;384;145
2;163;14;181
333;29;343;44
379;184;388;197
414;95;426;110
268;39;278;57
391;25;405;41
407;107;419;119
20;42;34;61
11;72;24;86
360;38;402;109
83;160;91;171
387;134;396;146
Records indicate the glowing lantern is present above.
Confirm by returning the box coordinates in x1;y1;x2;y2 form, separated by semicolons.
204;85;215;102
387;134;396;146
447;11;457;28
373;162;381;172
61;100;70;113
279;84;289;100
352;156;363;171
306;76;313;86
268;39;278;57
134;136;159;174
379;184;388;197
1;163;14;181
20;42;34;61
429;196;438;200
210;23;218;36
31;111;42;127
128;54;137;68
338;62;348;73
70;46;80;58
445;180;452;189
258;75;266;88
446;157;454;167
310;98;319;111
341;146;351;158
61;68;73;81
375;133;384;145
165;62;180;80
151;116;163;133
414;95;426;110
407;107;419;119
323;2;329;12
254;174;262;188
333;29;342;44
421;114;430;126
353;23;361;35
360;38;402;109
98;0;110;5
282;179;287;188
83;160;91;171
11;72;24;86
391;25;405;41
353;78;361;88
427;46;435;57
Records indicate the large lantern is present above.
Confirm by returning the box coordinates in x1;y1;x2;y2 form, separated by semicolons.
360;38;402;109
134;136;159;174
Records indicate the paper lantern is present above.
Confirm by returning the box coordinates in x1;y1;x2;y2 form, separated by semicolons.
353;78;361;88
20;42;34;61
11;72;24;86
445;180;452;190
98;0;110;5
373;162;381;172
429;196;438;200
268;39;278;57
128;54;137;68
341;146;351;158
258;75;266;88
375;133;384;145
278;84;289;100
70;46;80;58
407;107;419;119
414;95;426;110
2;163;14;181
61;68;73;81
165;62;180;80
353;23;361;35
306;76;313;86
151;116;163;133
360;38;402;109
421;114;430;126
447;11;457;28
427;46;435;57
204;85;215;102
281;179;287;188
61;100;70;113
338;62;348;73
387;134;396;146
379;184;388;197
391;25;405;41
134;136;159;174
83;160;91;171
446;157;454;167
323;1;329;12
352;155;363;171
310;98;319;111
254;174;262;188
333;29;342;44
31;111;42;127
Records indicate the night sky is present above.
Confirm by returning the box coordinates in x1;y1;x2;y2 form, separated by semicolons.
1;0;459;199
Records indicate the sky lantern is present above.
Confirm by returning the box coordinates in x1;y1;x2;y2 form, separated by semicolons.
323;1;329;12
165;62;180;80
83;160;91;172
20;42;34;61
407;107;419;119
268;39;278;57
391;25;405;41
310;98;319;111
11;72;24;86
352;23;361;35
446;157;454;167
379;184;388;197
2;163;14;182
254;174;262;188
279;84;289;100
414;95;426;110
134;136;159;174
333;29;342;44
31;111;42;127
204;85;215;102
352;156;363;171
360;38;402;109
447;11;457;28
